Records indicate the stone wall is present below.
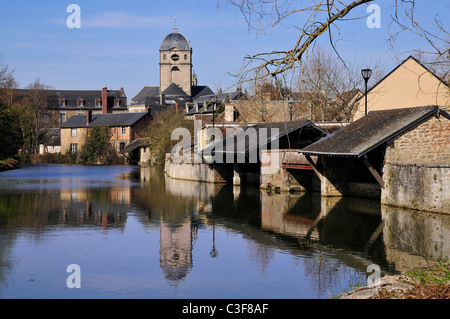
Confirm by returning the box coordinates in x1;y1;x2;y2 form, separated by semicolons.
384;115;450;164
164;154;231;183
382;115;450;213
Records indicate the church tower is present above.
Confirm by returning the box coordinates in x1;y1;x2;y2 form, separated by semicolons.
159;27;193;97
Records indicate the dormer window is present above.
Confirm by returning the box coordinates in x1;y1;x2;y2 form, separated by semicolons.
59;98;66;108
95;98;101;107
114;99;120;107
77;98;84;107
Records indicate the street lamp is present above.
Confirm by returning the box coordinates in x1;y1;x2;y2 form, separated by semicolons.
288;96;293;121
361;68;372;116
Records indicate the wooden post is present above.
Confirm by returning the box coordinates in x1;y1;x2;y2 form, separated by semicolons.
362;154;385;189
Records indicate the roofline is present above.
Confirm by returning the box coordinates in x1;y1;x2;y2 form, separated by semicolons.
355;55;449;104
60;112;149;128
300;106;447;157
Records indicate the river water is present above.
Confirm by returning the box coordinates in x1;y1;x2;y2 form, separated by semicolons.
0;165;448;299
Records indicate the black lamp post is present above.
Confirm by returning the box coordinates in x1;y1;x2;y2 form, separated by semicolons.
361;68;372;116
288;96;293;121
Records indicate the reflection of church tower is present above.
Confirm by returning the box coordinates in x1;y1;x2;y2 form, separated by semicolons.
159;218;197;285
159;27;193;96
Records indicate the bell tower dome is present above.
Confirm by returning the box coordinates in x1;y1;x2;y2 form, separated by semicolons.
159;27;193;97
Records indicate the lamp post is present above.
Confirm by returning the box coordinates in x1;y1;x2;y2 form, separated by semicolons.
361;68;372;116
288;96;293;121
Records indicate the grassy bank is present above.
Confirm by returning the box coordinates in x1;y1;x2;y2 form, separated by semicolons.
0;158;20;172
375;260;450;299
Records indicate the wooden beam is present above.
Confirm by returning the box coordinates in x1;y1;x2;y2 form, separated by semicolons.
362;155;385;189
304;154;323;180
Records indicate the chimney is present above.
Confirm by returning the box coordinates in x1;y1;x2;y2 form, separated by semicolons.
87;110;92;125
160;93;165;105
102;87;108;114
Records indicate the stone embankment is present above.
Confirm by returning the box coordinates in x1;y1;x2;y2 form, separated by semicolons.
338;276;416;299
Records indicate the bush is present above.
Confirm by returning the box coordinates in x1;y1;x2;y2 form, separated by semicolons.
141;107;194;164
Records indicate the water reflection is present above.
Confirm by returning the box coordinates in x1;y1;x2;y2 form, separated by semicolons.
0;165;448;298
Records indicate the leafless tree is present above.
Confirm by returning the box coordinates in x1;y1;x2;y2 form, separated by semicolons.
296;47;384;122
220;0;449;85
25;78;52;153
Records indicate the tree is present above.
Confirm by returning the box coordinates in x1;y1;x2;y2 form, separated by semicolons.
78;126;119;164
221;0;449;84
141;107;194;164
296;47;384;122
24;78;52;154
0;107;23;159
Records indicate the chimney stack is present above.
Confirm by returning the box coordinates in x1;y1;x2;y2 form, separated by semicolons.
102;87;108;114
87;110;92;125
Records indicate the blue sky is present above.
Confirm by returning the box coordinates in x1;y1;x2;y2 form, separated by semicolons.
1;0;448;100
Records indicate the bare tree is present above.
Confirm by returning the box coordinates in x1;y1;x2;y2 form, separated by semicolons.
220;0;449;85
296;47;384;122
25;78;52;153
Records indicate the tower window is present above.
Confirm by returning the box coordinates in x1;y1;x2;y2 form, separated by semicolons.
171;54;180;61
171;66;180;72
163;54;167;60
184;54;187;60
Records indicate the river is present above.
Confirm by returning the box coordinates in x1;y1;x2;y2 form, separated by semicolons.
0;165;448;299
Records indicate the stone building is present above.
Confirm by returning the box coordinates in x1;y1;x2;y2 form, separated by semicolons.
130;27;234;116
300;105;449;213
60;111;150;157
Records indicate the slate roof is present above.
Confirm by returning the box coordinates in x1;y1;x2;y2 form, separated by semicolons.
61;112;149;128
45;89;127;109
162;82;190;97
201;120;327;156
132;86;160;102
120;138;150;154
160;27;191;51
301;105;449;157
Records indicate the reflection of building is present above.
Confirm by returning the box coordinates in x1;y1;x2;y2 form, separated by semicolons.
382;205;450;271
160;218;197;285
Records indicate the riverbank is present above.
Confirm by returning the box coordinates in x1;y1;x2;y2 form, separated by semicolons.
338;260;450;299
0;158;20;172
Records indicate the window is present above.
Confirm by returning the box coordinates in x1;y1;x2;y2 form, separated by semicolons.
59;99;66;107
171;66;180;72
71;128;77;136
77;99;84;107
171;54;180;61
120;142;126;152
120;126;126;135
163;54;167;60
184;54;187;60
95;99;101;107
114;99;120;107
70;143;78;153
60;113;66;124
